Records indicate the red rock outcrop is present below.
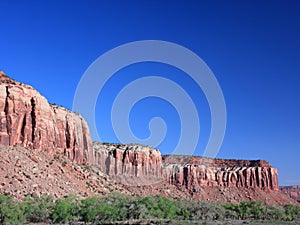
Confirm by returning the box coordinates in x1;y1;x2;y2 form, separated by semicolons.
163;155;279;192
93;143;279;193
92;143;297;204
0;71;295;205
280;186;300;202
93;142;163;185
0;71;93;164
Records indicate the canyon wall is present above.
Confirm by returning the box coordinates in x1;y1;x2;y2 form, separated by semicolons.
0;71;93;164
280;186;300;202
163;156;278;192
0;71;280;193
93;142;163;185
93;142;279;191
0;71;290;204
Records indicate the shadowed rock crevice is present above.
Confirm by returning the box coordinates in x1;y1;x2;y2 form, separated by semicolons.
20;113;26;143
81;119;88;162
72;138;77;161
105;152;111;175
30;97;36;143
4;86;11;144
65;120;71;149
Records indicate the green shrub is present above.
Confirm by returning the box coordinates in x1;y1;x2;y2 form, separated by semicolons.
21;194;54;223
285;204;294;221
79;196;100;223
51;195;79;223
265;205;285;220
0;192;299;223
0;194;25;224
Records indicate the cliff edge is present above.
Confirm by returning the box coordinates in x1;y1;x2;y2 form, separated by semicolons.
0;71;93;164
0;71;296;205
93;142;296;205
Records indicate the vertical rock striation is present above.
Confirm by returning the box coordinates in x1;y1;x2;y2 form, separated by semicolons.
93;142;163;178
163;156;279;191
93;142;279;192
0;71;93;164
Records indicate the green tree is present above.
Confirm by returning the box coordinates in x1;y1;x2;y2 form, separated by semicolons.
285;204;295;221
0;194;25;224
51;195;80;223
156;195;177;219
294;205;300;220
176;199;191;220
265;205;285;220
248;200;264;219
141;196;164;219
21;194;54;223
222;202;239;220
102;192;131;221
79;196;100;223
127;199;150;220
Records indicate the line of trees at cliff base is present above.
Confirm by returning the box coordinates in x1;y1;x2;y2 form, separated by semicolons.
0;192;299;224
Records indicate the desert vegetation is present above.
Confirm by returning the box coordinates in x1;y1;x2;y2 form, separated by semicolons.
0;192;299;224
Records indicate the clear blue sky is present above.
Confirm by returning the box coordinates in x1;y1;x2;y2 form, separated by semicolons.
1;0;299;186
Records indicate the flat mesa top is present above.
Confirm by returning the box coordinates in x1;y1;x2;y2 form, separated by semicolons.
162;155;272;167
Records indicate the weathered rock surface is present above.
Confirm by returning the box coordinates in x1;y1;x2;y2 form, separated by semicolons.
280;186;300;202
0;71;296;205
94;143;279;191
163;155;279;191
0;71;93;164
92;142;295;205
94;142;163;185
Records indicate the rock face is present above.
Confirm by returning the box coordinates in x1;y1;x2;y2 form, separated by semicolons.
280;186;300;202
163;155;279;192
0;71;294;205
0;71;93;164
93;143;297;205
93;143;279;192
93;142;163;185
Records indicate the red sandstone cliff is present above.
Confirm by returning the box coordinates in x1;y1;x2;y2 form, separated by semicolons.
163;155;279;191
92;142;296;204
281;186;300;202
0;71;295;205
93;142;279;192
94;142;163;185
0;71;93;164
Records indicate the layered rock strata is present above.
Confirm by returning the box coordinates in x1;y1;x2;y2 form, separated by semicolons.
163;155;278;192
93;142;163;185
0;71;93;164
0;71;293;204
93;142;279;192
280;186;300;202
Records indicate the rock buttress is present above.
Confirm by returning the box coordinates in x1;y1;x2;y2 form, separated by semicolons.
0;71;93;164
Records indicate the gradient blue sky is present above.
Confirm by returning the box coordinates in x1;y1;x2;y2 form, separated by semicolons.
1;1;299;186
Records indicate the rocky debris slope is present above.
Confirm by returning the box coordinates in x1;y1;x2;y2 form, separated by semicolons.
280;186;300;202
0;146;129;200
0;71;93;164
0;145;294;206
